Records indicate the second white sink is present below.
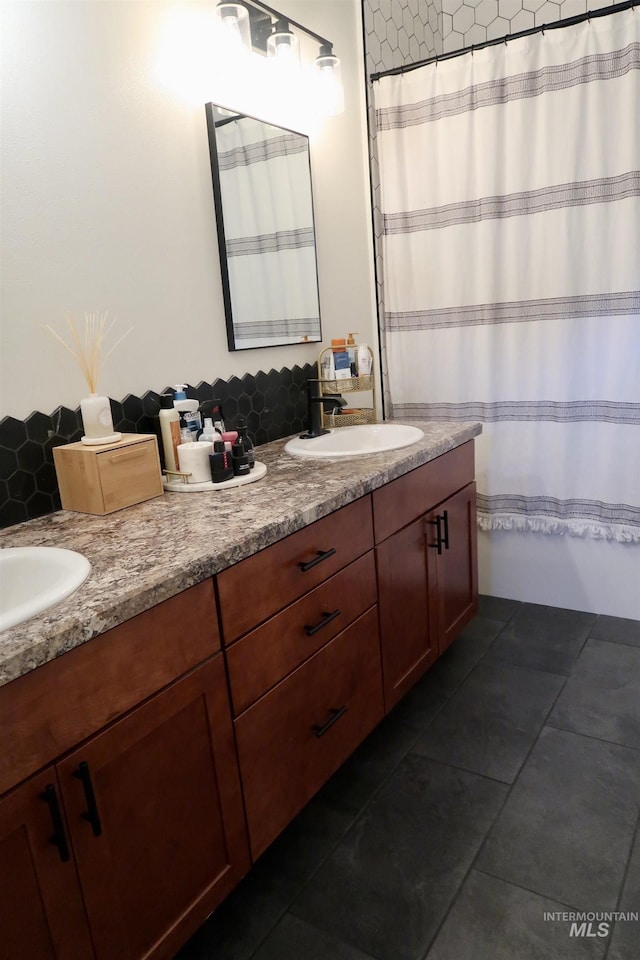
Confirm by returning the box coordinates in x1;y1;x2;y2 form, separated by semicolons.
285;423;424;459
0;547;91;633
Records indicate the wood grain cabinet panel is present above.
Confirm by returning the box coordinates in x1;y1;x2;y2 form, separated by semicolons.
375;449;479;711
372;441;474;543
428;482;479;655
234;608;384;859
226;551;377;714
217;496;374;644
0;579;220;796
56;655;249;960
376;517;438;711
0;770;93;960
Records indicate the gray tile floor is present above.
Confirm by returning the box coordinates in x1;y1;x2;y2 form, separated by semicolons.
175;597;640;960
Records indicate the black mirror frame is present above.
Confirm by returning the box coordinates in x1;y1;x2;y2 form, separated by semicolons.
205;102;322;352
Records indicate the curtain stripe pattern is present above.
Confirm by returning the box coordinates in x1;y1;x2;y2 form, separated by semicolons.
217;133;308;170
383;173;640;233
376;42;640;129
226;227;315;257
386;292;640;330
374;8;640;542
391;401;640;425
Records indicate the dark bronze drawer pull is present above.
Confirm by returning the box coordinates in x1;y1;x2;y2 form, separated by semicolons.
313;705;347;738
73;761;103;837
427;515;444;554
298;548;336;572
442;509;449;549
40;783;70;862
304;609;341;637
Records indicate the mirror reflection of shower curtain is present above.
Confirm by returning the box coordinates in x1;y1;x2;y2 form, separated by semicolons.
216;117;320;348
374;7;640;542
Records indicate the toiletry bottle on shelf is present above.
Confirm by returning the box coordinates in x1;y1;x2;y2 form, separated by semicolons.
347;333;358;375
200;399;225;435
173;385;202;430
209;440;234;482
236;418;255;469
179;413;192;444
334;351;351;380
357;343;372;376
232;438;251;477
184;411;200;440
198;418;217;442
159;394;181;472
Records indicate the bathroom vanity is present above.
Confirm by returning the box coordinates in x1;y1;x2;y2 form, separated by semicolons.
0;422;480;960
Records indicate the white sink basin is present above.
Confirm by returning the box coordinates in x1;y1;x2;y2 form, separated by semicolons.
285;423;424;459
0;547;91;632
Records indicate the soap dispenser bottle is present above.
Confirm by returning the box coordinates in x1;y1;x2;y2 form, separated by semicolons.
173;385;202;430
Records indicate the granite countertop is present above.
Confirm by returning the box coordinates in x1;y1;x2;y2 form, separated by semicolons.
0;421;482;687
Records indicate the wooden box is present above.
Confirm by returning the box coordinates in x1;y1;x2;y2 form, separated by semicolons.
53;433;163;515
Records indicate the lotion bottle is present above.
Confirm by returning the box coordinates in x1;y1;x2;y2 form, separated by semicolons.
357;344;372;376
159;394;180;472
173;385;202;430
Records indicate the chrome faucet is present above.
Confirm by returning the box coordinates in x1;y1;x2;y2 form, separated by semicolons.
301;380;346;438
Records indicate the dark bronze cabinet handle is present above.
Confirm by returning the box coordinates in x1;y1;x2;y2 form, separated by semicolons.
298;548;336;572
304;609;341;636
313;705;347;738
40;784;70;862
73;761;102;837
442;509;450;549
427;515;444;554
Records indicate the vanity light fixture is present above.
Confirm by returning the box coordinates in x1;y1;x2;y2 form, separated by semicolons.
313;43;344;117
214;2;252;53
266;18;300;69
214;0;344;116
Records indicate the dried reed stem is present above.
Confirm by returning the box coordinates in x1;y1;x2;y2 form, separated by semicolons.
45;312;132;394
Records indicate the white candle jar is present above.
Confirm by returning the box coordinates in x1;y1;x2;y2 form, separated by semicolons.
80;394;121;445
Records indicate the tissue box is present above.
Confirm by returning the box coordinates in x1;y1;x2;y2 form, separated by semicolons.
53;434;163;515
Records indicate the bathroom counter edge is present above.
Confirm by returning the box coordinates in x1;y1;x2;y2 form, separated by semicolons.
0;421;482;686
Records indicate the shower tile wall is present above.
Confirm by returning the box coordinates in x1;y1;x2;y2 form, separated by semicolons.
0;365;316;529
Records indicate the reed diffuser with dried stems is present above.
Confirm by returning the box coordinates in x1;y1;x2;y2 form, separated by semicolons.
46;311;132;444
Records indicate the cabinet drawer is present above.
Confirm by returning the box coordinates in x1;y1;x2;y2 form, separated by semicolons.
217;496;374;644
97;439;163;513
226;551;377;715
0;580;220;796
234;608;384;859
373;441;474;543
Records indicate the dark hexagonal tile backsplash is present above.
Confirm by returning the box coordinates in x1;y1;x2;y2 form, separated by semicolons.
0;364;316;529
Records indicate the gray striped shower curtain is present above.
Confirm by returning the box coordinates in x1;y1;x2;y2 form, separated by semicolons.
373;7;639;542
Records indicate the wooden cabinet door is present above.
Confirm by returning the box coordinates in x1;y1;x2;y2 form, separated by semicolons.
428;482;478;656
0;769;94;960
57;656;250;960
376;516;438;712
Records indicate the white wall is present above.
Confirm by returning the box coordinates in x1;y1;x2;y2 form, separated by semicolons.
0;0;379;420
478;529;640;620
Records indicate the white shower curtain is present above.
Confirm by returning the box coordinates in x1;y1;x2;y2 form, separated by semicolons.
374;7;640;542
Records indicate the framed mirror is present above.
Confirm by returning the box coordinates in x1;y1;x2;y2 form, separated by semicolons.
205;103;322;351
